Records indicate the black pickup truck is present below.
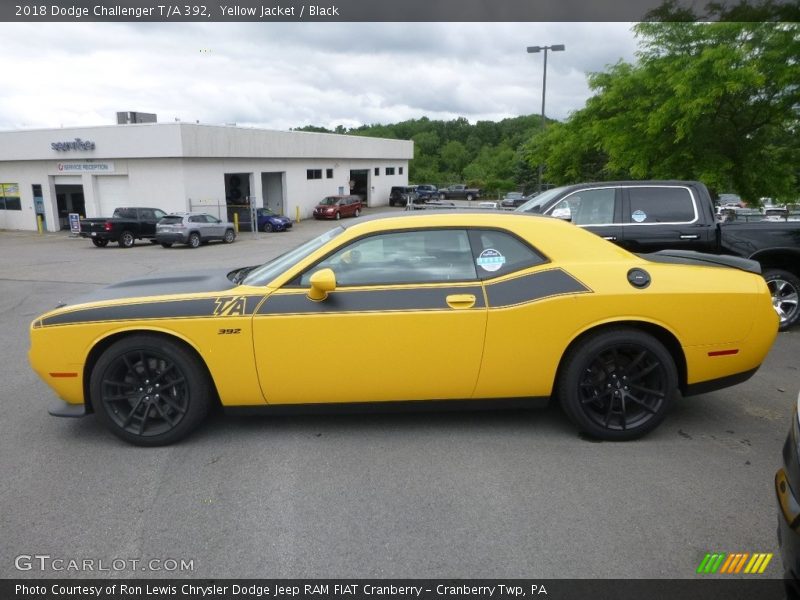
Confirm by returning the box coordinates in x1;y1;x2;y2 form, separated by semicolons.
438;185;482;201
515;180;800;330
80;207;168;248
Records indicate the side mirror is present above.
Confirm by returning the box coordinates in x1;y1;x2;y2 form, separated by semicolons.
551;207;572;221
308;268;336;301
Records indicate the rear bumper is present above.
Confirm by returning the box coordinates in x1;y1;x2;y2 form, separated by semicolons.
682;366;759;396
48;399;88;418
155;232;189;244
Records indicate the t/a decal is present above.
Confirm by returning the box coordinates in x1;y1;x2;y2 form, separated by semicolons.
213;296;248;316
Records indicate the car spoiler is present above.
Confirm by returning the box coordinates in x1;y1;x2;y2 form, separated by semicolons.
640;250;761;275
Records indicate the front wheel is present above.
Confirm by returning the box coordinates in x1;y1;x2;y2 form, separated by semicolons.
466;193;474;201
354;208;361;217
439;193;446;200
335;212;341;220
188;232;201;248
89;335;212;446
262;222;273;232
223;229;235;244
118;231;135;248
557;328;676;441
764;269;800;331
91;238;109;248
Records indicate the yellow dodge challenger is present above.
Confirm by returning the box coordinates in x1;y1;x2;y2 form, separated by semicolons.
29;211;778;445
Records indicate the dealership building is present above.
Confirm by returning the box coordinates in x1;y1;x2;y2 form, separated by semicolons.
0;121;413;232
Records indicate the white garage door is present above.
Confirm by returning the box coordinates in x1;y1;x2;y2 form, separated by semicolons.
97;176;130;215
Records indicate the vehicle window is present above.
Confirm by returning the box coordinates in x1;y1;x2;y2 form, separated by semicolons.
203;214;220;223
628;187;696;223
319;197;338;206
242;226;345;287
515;186;570;213
189;215;205;223
113;208;136;219
299;229;477;287
154;209;167;220
468;229;547;278
160;216;183;225
556;188;616;225
139;209;154;220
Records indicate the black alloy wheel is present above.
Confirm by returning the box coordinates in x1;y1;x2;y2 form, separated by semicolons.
558;328;676;440
90;335;211;446
188;232;201;248
763;269;800;331
118;231;135;248
91;238;109;248
223;229;235;244
263;221;273;232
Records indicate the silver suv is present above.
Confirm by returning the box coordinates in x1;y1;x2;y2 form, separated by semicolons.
155;212;236;248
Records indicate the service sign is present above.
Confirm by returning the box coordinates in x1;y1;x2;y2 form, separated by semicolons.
57;162;115;173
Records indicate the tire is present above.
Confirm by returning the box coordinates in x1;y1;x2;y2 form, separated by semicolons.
763;268;800;331
188;232;201;248
91;238;109;248
335;212;341;221
118;231;135;248
223;229;235;244
262;221;273;233
466;193;474;201
160;242;173;248
439;193;446;200
354;208;361;217
557;328;676;441
89;335;212;446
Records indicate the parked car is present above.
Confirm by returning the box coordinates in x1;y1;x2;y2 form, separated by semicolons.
30;211;777;445
313;195;363;219
256;208;293;232
500;192;527;208
414;184;439;202
79;207;168;248
515;180;800;330
155;212;236;248
389;186;418;207
438;184;482;201
776;391;800;596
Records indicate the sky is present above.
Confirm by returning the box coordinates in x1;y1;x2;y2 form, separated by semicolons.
0;22;639;132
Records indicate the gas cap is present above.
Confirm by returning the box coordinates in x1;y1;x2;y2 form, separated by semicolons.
627;268;651;289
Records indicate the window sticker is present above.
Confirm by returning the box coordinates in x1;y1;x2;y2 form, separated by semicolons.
632;209;647;223
476;249;506;272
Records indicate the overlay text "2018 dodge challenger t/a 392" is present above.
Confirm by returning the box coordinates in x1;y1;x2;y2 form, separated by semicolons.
29;211;778;446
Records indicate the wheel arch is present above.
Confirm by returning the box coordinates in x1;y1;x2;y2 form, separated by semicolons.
554;320;688;394
749;248;800;278
82;328;221;413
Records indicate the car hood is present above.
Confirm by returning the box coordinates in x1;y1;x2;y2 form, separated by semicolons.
60;269;238;308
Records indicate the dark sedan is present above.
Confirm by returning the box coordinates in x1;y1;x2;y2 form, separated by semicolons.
256;208;293;232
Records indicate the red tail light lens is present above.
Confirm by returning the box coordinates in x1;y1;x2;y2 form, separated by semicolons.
104;221;113;231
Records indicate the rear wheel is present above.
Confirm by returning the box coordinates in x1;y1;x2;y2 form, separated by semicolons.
118;231;135;248
188;232;201;248
91;238;109;248
763;269;800;331
557;328;676;441
90;335;212;446
223;229;235;244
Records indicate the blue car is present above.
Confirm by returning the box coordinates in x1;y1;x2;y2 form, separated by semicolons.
256;208;293;232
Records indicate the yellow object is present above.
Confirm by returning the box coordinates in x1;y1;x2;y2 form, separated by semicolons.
36;214;43;234
28;212;778;415
233;212;239;233
295;205;300;222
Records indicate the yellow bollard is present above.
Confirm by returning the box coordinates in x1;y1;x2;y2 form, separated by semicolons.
295;206;300;223
37;214;43;234
233;212;239;233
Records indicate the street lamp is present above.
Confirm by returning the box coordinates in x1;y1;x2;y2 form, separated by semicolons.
527;44;565;192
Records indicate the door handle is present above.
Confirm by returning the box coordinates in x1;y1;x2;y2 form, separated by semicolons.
603;236;617;241
446;294;476;309
680;234;700;240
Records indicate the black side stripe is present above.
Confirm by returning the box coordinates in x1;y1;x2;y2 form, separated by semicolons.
257;286;486;315
40;296;260;327
485;269;591;308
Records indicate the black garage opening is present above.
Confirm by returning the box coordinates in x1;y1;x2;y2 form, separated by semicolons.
55;183;85;231
349;169;369;205
224;173;253;231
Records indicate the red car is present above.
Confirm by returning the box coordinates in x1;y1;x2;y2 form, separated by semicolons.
313;195;363;220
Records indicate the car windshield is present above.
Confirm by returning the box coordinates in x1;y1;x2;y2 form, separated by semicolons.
319;197;339;206
258;209;276;216
515;186;569;213
241;226;345;286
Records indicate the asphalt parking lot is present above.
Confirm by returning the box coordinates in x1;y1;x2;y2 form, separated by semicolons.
1;208;798;580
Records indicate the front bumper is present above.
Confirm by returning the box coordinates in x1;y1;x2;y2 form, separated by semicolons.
313;212;337;219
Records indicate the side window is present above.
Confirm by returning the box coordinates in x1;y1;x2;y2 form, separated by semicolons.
189;215;204;223
139;209;155;220
204;215;220;223
627;187;696;223
298;229;477;287
555;188;616;225
468;229;547;279
154;209;166;220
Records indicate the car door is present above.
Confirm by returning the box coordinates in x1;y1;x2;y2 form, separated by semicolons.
543;186;624;244
619;185;717;253
251;228;487;404
204;214;225;239
137;209;157;236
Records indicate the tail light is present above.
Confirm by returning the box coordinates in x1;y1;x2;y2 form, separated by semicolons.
104;221;113;231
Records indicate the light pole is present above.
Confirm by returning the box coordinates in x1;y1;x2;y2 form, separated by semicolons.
527;44;565;192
